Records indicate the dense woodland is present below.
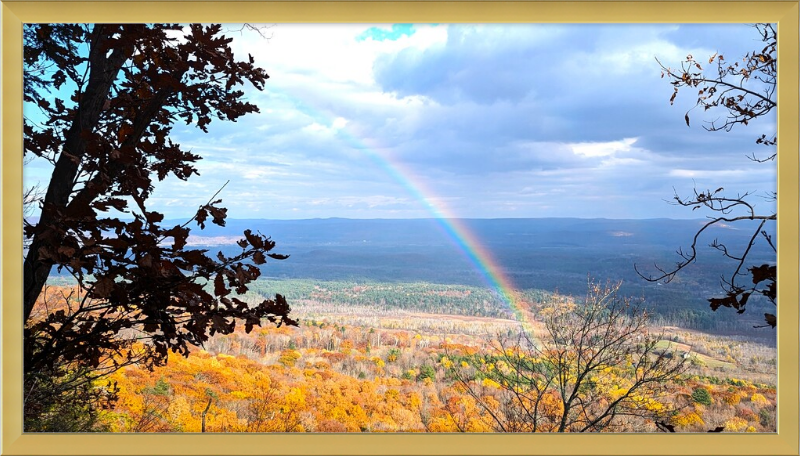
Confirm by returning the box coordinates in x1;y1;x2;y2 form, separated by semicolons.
31;281;776;433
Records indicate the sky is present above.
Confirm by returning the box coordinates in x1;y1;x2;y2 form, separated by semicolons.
24;23;778;220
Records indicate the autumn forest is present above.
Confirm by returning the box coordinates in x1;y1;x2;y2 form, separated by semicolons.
31;278;777;433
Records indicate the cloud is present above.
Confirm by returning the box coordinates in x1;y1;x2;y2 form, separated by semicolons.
571;137;639;158
24;23;770;221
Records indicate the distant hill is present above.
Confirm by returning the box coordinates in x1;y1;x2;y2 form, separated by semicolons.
160;217;773;329
39;216;775;332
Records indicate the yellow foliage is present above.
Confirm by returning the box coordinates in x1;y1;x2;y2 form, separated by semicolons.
384;377;402;387
673;411;705;428
278;349;301;367
481;378;501;389
724;417;749;432
632;395;664;412
281;387;306;413
538;391;564;420
230;390;249;400
407;392;422;410
750;393;769;406
167;396;195;432
723;393;741;406
608;386;629;401
440;357;453;369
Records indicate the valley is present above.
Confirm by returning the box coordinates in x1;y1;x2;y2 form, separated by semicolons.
36;218;778;433
94;277;776;433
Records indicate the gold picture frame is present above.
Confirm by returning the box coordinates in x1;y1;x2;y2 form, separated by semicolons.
2;1;798;455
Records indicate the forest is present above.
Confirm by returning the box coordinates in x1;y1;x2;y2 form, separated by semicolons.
30;281;777;433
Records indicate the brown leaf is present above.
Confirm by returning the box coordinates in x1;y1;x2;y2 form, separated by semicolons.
102;237;129;251
57;246;76;257
709;294;738;312
180;249;207;266
165;225;189;250
243;229;264;249
208;206;227;227
749;264;776;285
252;251;266;265
214;273;228;297
145;210;164;224
92;277;115;298
195;208;208;229
138;253;154;268
118;123;134;143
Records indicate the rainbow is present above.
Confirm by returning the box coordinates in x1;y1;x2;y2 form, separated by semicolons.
272;87;534;329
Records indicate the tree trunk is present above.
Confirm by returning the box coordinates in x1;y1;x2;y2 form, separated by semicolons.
201;397;213;432
23;25;134;322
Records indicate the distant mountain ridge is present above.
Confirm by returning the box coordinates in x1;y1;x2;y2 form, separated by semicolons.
161;216;757;248
36;217;774;331
172;218;774;288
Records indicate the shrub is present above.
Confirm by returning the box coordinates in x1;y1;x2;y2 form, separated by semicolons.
387;348;401;363
724;416;749;432
673;411;705;428
690;357;706;367
758;408;775;428
736;407;757;421
278;349;301;367
691;387;713;406
723;393;741;406
417;365;436;381
750;393;770;406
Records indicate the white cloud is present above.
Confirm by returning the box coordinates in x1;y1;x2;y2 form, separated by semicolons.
669;169;748;179
331;117;348;130
571;137;639;158
96;23;775;220
233;23;446;87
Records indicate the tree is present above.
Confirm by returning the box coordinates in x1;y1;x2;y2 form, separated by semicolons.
23;23;297;430
450;282;688;432
637;24;777;328
691;387;713;406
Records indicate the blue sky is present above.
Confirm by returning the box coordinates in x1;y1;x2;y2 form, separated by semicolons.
24;23;777;220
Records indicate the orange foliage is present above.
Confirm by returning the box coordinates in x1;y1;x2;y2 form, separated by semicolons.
103;320;777;434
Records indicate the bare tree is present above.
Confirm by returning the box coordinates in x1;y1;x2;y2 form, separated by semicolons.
637;24;777;328
450;282;688;432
